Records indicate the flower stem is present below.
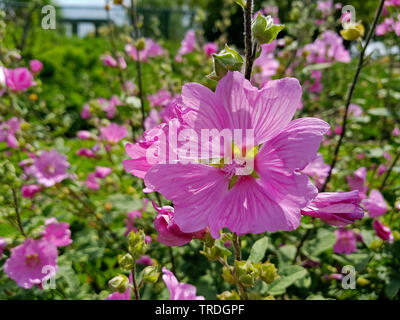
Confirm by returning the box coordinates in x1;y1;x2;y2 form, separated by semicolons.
11;186;26;238
244;0;255;81
380;147;400;191
131;267;140;300
321;0;386;192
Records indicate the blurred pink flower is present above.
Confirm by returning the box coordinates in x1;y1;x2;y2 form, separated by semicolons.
203;42;218;57
253;41;279;87
81;104;91;119
125;39;165;62
392;127;400;137
95;166;112;179
100;123;128;144
5;67;34;92
21;184;42;199
373;219;394;243
347;167;368;199
77;130;92;140
0;117;21;149
4;238;58;289
86;173;100;190
333;229;357;254
0;238;7;258
162;267;205;300
32;150;70;187
175;30;196;61
29;60;43;74
136;255;153;266
362;189;388;217
144;109;161;131
348;104;363;117
42;218;72;247
302;153;330;189
148;89;173;108
102;55;117;67
76;148;96;158
377;164;386;177
301;190;364;226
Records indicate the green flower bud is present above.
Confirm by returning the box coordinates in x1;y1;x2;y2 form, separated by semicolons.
118;253;135;271
222;266;235;284
259;261;279;284
217;290;240;300
142;266;160;284
128;230;147;259
208;45;243;81
136;37;146;51
108;274;129;293
252;13;284;45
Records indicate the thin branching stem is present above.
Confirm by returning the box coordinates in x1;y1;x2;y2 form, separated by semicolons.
244;0;254;80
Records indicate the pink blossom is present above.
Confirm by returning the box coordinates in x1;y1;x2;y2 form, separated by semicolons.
392;127;400;137
29;60;43;74
95;166;112;179
162;267;205;300
373;220;394;243
301;191;364;226
148;90;173;108
176;30;196;61
302;153;330;189
153;201;205;246
0;117;21;149
77;130;92;140
348;104;363;117
102;55;117;67
384;151;392;161
253;41;279;87
76;148;96;158
4;238;58;289
42;218;72;247
347;167;368;198
203;42;218;57
377;164;386;177
136;255;153;266
100;123;128;144
144;71;329;238
125;39;165;62
317;1;333;18
144;109;161;131
0;238;7;258
333;229;357;254
32;150;70;187
362;189;388;217
117;56;127;69
21;184;42;199
86;173;100;190
125;198;148;236
5;67;34;92
81;104;91;119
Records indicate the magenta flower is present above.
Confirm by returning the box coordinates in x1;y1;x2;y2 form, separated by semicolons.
373;220;394;243
144;109;161;131
0;237;7;258
144;71;329;238
176;30;196;61
100;123;128;144
77;130;92;140
302;153;330;189
32;150;70;187
136;255;154;266
162;267;205;300
393;127;400;137
148;89;173;108
125;39;165;62
21;184;42;199
347;167;368;199
348;104;363;117
0;117;21;149
86;173;100;190
102;55;117;67
153;201;205;247
76;148;97;158
95;166;112;179
42;218;72;247
203;42;218;57
4;238;58;289
362;189;388;217
253;41;279;87
301;191;364;227
333;229;357;254
5;67;34;92
81;104;91;119
29;60;43;74
377;164;386;177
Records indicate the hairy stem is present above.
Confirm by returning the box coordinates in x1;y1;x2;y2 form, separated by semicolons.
244;0;254;80
131;267;141;300
321;0;385;192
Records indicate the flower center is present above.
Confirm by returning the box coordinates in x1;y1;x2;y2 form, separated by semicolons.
25;253;40;268
46;165;55;175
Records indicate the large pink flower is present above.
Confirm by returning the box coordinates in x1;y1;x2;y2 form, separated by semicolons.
5;67;34;92
301;191;364;226
31;150;70;187
162;267;204;300
144;71;329;238
4;238;58;289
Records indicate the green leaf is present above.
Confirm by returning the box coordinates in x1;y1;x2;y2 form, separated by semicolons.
267;265;308;296
234;0;246;7
368;108;390;117
385;275;400;299
248;237;268;263
303;229;336;258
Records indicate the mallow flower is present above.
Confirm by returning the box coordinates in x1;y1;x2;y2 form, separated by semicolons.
373;220;394;243
29;60;43;74
362;189;388;217
333;229;357;254
100;123;128;144
4;238;58;289
31;150;70;187
144;71;329;238
162;267;204;300
42;218;73;247
0;237;7;258
301;191;364;226
21;184;42;199
5;67;34;92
